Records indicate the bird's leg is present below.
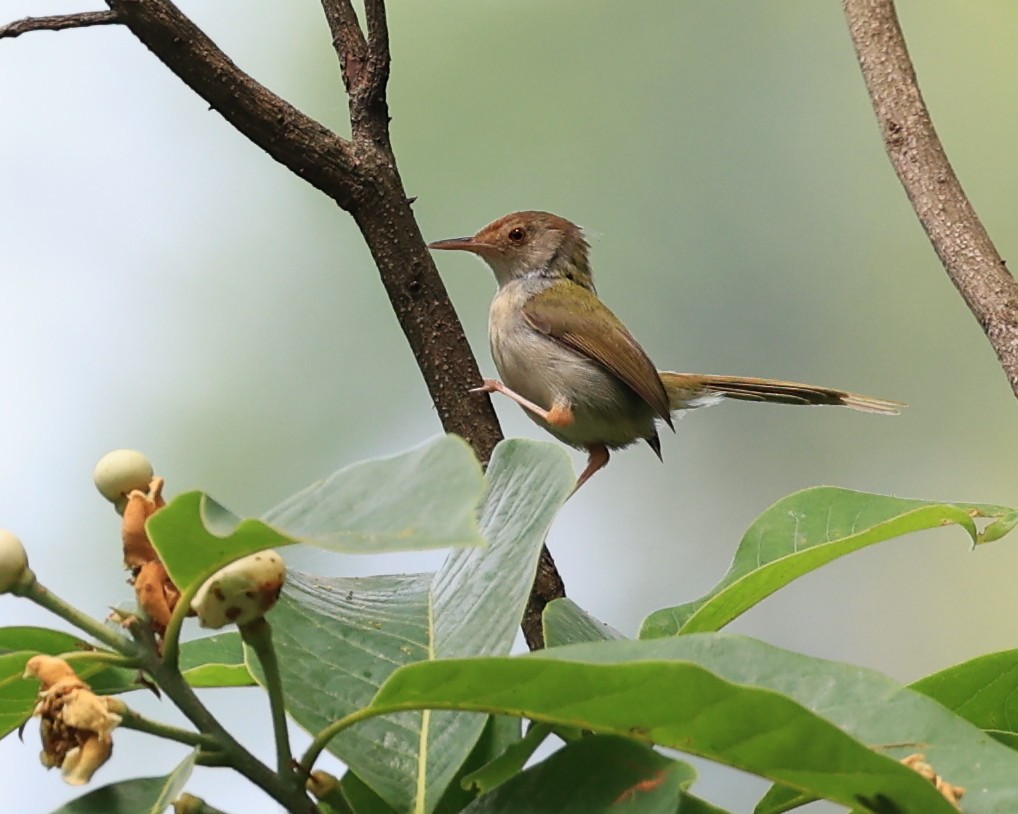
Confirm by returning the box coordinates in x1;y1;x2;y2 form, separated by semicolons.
572;445;610;493
470;379;574;427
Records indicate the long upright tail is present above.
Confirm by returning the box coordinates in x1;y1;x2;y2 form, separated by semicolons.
659;372;903;415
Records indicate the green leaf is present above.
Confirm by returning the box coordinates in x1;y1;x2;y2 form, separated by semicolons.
0;651;38;740
910;649;1018;742
148;435;486;590
460;723;552;794
753;784;815;814
340;772;399;814
262;434;484;551
368;635;1018;813
460;735;699;814
267;439;574;814
0;626;95;655
0;627;136;695
48;749;196;814
543;598;625;647
434;715;522;814
179;632;255;688
640;488;1018;637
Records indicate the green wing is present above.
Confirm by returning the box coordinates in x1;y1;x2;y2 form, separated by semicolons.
522;284;672;426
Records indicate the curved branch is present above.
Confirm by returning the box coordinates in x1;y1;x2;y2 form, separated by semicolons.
105;0;362;209
844;0;1018;398
0;11;119;39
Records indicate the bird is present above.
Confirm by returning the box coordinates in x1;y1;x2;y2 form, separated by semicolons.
428;210;901;490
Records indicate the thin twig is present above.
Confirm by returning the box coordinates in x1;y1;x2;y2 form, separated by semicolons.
0;11;119;40
362;0;390;103
319;0;366;92
844;0;1018;399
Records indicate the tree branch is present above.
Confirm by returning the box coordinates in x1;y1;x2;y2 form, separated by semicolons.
844;0;1018;399
105;0;363;209
319;0;366;93
3;0;565;648
0;11;119;39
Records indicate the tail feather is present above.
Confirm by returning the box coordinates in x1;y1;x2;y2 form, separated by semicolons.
659;372;903;416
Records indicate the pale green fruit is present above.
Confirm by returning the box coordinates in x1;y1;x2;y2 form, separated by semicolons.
93;449;154;506
191;550;286;629
0;529;29;593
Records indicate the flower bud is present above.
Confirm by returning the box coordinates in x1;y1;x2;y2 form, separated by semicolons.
0;529;29;593
93;450;154;508
191;550;286;629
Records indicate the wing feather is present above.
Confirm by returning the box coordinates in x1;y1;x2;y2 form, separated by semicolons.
523;285;672;427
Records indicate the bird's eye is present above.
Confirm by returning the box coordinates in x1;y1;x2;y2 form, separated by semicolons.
508;227;525;243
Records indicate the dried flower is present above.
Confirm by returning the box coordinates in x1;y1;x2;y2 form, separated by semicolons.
900;753;965;810
24;655;122;786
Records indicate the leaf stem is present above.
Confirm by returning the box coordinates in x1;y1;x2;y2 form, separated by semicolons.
131;623;316;813
240;618;297;787
301;705;389;772
160;577;203;669
119;708;218;750
14;571;135;654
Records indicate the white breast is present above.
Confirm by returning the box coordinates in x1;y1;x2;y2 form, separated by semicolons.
487;280;659;450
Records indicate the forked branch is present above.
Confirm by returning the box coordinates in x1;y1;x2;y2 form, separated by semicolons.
2;0;564;648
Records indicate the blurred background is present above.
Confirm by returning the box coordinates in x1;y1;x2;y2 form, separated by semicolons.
2;1;1017;811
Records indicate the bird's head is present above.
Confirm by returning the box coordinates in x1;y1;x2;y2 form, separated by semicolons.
429;210;594;291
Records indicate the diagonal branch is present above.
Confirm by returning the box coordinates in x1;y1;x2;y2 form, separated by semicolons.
844;0;1018;399
106;0;362;209
0;11;119;39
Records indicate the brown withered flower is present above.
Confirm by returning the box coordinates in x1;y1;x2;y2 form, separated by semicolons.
24;655;123;786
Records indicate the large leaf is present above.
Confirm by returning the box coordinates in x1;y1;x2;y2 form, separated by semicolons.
459;735;714;814
147;435;485;590
365;635;1018;813
267;439;574;814
640;488;1018;637
911;649;1018;747
48;749;196;814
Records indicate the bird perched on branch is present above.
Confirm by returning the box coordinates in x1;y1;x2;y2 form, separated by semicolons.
429;211;901;490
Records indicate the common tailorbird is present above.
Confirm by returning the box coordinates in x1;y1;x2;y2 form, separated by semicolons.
428;211;901;490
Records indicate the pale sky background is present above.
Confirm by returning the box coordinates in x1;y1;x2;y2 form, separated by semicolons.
2;1;1018;812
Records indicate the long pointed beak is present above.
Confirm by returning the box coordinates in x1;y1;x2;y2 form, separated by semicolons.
427;236;486;253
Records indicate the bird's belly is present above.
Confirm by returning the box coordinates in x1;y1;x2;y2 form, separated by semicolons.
490;320;657;450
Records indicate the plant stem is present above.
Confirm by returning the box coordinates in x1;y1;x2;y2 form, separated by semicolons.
301;706;387;772
160;578;203;669
16;572;134;654
240;618;297;787
132;624;317;813
119;708;218;750
61;649;139;669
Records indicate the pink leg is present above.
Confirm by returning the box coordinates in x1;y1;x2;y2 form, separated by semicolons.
471;379;574;427
572;445;610;494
